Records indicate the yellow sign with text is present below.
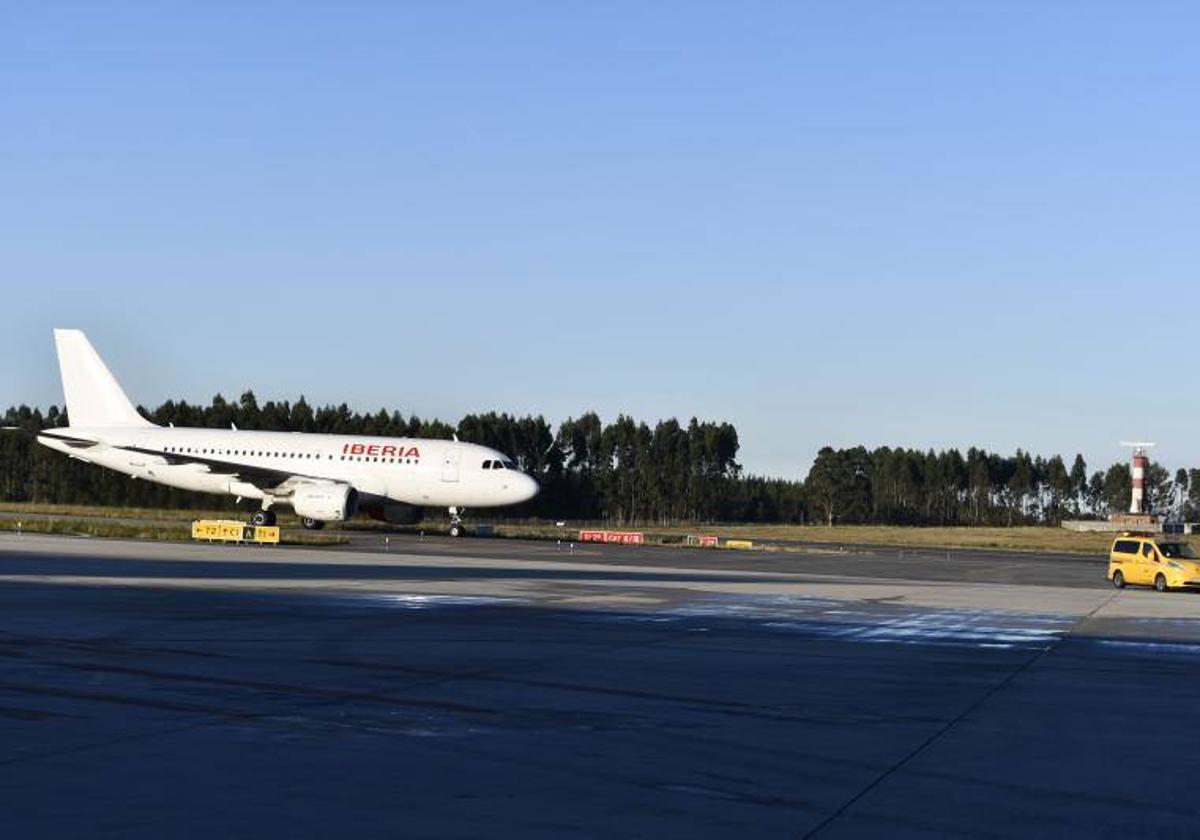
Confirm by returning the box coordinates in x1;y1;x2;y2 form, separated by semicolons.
192;520;279;545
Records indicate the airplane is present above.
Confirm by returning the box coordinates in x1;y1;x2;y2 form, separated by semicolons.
13;330;539;535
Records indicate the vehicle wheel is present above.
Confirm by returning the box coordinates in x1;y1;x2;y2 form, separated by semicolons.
449;524;462;538
301;517;324;531
251;510;277;527
1112;570;1125;589
1155;573;1169;593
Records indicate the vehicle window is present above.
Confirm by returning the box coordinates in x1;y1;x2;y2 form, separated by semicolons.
1114;540;1138;554
1142;543;1155;558
1160;543;1198;559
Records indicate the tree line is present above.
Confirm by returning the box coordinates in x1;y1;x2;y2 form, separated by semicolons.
0;394;757;522
804;445;1200;526
3;395;1197;526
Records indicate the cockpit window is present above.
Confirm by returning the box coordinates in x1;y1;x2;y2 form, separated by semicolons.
493;461;504;469
503;461;517;470
482;460;493;469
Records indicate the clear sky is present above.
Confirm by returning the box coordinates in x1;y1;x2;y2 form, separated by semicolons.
3;3;1199;478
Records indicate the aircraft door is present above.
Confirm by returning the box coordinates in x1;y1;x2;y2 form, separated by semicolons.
441;446;462;482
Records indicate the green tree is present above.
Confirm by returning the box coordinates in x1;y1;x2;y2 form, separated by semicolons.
1045;455;1072;524
1069;454;1088;516
1103;463;1132;515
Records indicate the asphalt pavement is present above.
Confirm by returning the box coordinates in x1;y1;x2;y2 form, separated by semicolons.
0;532;1197;838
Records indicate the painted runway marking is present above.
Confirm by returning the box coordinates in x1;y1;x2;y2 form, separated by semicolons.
339;594;512;610
622;594;1075;650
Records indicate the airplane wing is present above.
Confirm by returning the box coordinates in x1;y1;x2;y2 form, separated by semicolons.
112;443;330;493
17;428;340;494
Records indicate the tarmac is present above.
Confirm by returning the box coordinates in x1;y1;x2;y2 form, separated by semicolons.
2;531;1200;837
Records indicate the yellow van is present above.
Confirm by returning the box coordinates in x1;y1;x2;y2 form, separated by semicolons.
1109;535;1200;592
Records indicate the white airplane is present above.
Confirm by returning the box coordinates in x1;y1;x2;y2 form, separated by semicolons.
19;330;539;534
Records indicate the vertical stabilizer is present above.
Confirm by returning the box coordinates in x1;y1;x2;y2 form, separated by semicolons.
53;329;154;428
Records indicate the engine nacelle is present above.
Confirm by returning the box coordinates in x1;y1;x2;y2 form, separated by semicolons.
291;483;359;522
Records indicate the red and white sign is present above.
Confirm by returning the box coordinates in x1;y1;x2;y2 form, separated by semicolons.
579;530;644;545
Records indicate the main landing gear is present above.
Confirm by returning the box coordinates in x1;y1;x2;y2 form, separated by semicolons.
448;507;466;538
249;509;324;530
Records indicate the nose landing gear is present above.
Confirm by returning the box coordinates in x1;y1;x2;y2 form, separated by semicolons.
448;507;466;538
250;509;277;527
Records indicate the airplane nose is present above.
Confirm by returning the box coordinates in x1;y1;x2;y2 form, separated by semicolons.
518;474;539;502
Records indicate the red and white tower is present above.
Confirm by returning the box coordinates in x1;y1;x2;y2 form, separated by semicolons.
1120;441;1156;515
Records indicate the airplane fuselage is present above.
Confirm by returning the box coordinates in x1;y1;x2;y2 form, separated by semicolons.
39;427;538;511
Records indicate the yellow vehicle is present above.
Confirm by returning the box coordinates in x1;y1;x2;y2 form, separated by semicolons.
1108;534;1200;592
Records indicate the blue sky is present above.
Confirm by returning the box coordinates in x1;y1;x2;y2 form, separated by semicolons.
3;2;1199;477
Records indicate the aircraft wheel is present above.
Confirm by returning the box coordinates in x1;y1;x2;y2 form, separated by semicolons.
449;524;462;538
1112;570;1125;589
251;510;277;527
301;517;325;531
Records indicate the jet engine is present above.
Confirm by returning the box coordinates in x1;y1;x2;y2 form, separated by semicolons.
291;483;359;522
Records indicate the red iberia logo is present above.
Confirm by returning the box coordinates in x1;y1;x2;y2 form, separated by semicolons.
343;443;420;458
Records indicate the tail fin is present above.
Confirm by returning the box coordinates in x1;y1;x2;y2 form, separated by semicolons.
53;329;154;429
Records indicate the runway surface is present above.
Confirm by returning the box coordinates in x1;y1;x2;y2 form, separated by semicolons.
2;532;1199;837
